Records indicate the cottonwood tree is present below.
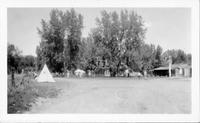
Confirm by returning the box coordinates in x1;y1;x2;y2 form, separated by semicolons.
91;10;146;76
37;9;65;72
60;9;83;71
37;9;83;72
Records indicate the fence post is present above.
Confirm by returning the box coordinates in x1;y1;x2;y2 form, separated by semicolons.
11;67;15;87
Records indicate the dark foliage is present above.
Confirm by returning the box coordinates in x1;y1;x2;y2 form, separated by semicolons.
36;9;83;72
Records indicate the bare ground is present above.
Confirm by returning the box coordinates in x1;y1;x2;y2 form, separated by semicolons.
26;77;191;114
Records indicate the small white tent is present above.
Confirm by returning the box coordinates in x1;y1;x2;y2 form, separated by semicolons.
36;64;56;82
75;69;85;77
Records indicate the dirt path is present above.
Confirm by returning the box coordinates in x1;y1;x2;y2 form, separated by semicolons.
26;78;191;113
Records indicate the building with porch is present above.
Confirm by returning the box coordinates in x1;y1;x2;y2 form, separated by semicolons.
151;64;191;77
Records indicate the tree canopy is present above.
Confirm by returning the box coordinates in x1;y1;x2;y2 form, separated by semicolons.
162;49;191;65
90;10;147;76
34;8;191;75
36;9;83;72
8;43;36;74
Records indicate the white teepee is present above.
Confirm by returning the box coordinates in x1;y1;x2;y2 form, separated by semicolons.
36;64;56;82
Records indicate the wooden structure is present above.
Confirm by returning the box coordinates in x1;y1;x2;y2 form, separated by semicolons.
151;64;191;77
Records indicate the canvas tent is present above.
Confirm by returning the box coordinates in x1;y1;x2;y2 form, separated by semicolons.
36;64;56;82
75;69;85;77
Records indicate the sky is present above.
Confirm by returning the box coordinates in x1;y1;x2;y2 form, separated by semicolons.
7;8;191;56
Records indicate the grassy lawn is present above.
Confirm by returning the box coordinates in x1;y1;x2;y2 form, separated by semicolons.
26;77;191;114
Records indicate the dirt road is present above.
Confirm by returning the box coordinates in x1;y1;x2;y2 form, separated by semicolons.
26;78;191;113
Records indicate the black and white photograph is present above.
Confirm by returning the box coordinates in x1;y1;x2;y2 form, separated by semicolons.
0;0;199;122
7;7;193;114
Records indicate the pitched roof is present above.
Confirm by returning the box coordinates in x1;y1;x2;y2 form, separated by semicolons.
151;64;191;71
152;66;169;70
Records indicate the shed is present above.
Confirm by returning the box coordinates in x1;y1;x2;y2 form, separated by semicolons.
151;64;191;77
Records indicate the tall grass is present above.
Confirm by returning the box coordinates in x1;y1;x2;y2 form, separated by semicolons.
8;74;60;113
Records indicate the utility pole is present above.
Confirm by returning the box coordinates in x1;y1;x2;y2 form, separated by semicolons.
168;56;172;77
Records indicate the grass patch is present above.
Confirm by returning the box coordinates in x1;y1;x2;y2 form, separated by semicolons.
8;74;61;114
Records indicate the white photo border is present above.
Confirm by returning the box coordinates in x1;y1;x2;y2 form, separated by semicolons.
0;0;199;122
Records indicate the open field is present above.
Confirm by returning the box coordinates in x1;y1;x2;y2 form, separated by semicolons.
26;77;191;114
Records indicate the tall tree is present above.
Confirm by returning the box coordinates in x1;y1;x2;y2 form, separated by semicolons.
37;9;65;72
91;10;146;76
61;9;83;70
37;9;83;72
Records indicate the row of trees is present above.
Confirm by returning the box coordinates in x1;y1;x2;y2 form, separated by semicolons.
35;9;192;76
35;9;158;75
162;49;191;65
8;43;36;74
8;8;191;76
7;43;191;75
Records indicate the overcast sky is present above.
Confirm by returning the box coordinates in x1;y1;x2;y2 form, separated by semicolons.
8;8;191;56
